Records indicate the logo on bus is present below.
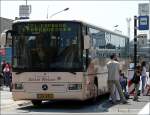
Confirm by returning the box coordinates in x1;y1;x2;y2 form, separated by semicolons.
42;84;48;90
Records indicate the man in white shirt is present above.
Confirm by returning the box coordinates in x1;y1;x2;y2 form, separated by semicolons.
107;53;127;104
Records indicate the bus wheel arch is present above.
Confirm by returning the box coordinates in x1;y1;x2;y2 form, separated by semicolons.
93;77;98;101
31;100;42;106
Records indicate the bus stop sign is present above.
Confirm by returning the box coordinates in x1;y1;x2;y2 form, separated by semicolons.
138;16;149;30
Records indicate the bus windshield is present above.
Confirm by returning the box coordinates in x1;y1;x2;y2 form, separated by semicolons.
12;22;82;72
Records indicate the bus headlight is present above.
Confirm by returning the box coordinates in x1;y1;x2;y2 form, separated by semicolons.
14;83;23;90
68;84;82;90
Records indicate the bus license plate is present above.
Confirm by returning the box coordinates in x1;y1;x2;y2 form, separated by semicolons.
37;94;54;99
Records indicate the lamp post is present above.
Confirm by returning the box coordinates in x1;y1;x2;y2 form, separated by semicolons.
113;25;122;34
126;18;131;58
25;0;27;5
134;16;138;69
149;0;150;40
49;8;69;19
126;18;131;39
46;6;49;19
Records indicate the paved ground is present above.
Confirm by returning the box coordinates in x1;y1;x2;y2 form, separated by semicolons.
0;86;31;110
0;86;150;115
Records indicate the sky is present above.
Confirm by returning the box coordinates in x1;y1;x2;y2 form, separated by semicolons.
1;0;150;40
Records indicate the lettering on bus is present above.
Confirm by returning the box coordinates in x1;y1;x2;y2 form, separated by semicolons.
28;77;40;81
28;77;56;82
21;23;71;33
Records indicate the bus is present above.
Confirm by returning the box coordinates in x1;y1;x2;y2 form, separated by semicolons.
6;20;129;105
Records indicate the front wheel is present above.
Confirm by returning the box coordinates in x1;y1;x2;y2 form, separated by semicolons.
92;84;98;102
31;100;42;106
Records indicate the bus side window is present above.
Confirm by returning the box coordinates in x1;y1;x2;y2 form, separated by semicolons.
82;26;86;35
85;27;88;35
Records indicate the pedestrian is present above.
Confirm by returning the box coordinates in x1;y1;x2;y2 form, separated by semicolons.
1;60;6;74
107;53;128;104
0;73;3;90
119;71;127;93
3;63;11;87
131;64;141;101
119;71;129;99
141;61;148;95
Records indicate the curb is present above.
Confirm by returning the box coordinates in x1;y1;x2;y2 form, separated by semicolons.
0;100;31;110
108;108;140;113
15;101;31;107
0;101;16;110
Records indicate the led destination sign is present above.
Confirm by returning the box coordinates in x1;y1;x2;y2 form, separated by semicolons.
18;23;72;33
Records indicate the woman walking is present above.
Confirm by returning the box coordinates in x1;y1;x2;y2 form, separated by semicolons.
141;61;148;95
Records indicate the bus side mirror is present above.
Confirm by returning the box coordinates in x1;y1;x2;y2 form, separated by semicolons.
6;30;13;47
83;49;89;71
0;30;13;47
84;35;90;49
0;32;7;47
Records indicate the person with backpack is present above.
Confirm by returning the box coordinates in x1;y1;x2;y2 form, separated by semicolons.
3;63;11;87
131;64;141;101
119;71;129;99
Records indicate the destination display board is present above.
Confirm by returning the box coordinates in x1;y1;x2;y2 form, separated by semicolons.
14;23;72;34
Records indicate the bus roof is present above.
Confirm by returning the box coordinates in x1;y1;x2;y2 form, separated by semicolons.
13;19;129;39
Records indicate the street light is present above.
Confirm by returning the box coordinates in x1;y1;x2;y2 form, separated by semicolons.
113;25;122;34
114;25;119;27
49;8;69;19
126;18;131;39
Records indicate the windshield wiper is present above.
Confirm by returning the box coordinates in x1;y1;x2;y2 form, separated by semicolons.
16;71;24;74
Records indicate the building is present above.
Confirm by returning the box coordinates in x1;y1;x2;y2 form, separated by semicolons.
0;17;13;47
0;17;13;34
129;39;150;63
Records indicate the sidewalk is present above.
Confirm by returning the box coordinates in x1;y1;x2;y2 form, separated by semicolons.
0;86;149;114
98;95;150;114
0;86;31;110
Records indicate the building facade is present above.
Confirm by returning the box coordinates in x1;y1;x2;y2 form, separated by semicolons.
0;17;13;47
0;17;13;34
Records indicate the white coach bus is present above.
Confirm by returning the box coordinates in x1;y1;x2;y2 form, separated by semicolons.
5;20;129;105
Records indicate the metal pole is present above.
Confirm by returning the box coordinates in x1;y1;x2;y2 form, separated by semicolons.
126;18;131;39
134;16;137;69
26;0;27;5
47;6;49;19
50;8;69;18
149;0;150;40
126;18;131;57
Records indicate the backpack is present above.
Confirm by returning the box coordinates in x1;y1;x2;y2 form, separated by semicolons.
131;74;140;84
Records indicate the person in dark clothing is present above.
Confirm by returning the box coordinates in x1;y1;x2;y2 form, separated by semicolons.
3;63;11;87
1;60;6;87
132;65;141;101
1;60;6;74
119;72;127;93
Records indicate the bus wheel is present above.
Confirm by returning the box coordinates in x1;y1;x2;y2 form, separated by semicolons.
31;100;42;106
9;83;12;92
93;84;98;102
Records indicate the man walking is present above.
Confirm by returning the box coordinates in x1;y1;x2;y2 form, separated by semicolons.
107;53;128;104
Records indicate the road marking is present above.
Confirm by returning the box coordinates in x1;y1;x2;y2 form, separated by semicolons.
138;102;150;115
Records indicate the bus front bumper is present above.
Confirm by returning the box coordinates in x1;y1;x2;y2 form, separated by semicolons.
12;91;86;101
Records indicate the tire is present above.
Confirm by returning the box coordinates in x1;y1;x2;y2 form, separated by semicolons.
9;82;12;92
31;100;42;106
92;84;98;102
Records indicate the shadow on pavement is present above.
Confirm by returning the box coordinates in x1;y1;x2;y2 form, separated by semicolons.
17;94;112;113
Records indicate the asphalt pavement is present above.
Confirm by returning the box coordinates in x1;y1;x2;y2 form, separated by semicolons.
0;86;150;115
